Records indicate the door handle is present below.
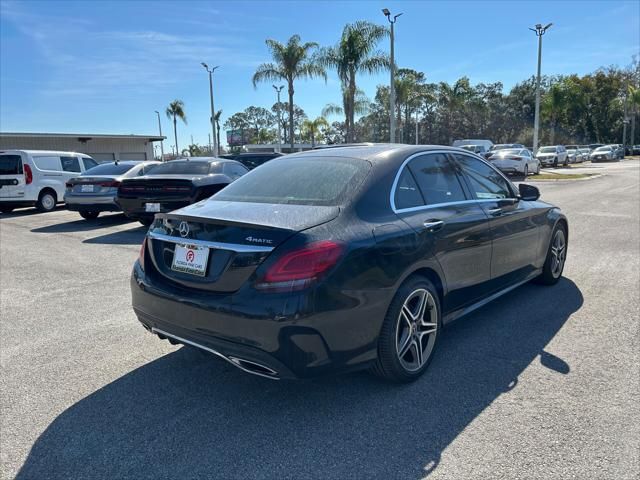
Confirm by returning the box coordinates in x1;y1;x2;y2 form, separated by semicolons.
423;220;444;232
488;208;503;216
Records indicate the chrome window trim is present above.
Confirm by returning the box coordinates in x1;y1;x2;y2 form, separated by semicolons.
148;230;274;253
390;149;515;214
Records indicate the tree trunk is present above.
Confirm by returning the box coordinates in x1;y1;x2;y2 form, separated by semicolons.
311;128;315;147
288;80;295;150
216;120;221;153
631;107;636;146
348;70;356;143
173;114;178;157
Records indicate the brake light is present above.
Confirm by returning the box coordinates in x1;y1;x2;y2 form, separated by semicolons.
139;238;146;271
120;185;145;192
65;182;73;190
99;181;120;188
24;164;33;185
256;241;344;292
163;185;191;192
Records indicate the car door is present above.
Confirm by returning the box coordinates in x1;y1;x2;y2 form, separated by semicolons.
392;151;493;313
0;153;24;199
451;153;540;291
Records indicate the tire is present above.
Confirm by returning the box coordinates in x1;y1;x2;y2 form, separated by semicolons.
0;206;14;214
371;276;441;383
139;217;153;227
535;162;540;175
534;223;567;286
79;210;99;220
36;190;57;212
523;165;529;178
553;159;558;168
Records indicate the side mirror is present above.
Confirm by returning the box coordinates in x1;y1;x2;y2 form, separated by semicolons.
519;183;540;201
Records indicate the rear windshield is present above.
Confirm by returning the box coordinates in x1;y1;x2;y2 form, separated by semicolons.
0;155;23;175
538;147;556;153
147;161;211;175
594;146;611;152
212;156;370;206
83;163;137;176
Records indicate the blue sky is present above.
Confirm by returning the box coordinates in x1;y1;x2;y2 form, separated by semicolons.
1;0;638;149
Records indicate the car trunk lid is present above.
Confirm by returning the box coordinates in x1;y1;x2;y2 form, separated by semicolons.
146;200;339;292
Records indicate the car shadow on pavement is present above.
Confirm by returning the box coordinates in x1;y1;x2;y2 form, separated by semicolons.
16;278;582;480
30;213;132;233
83;226;148;245
0;206;65;218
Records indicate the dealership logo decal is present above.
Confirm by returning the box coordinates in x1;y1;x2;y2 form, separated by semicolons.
186;249;195;262
179;221;190;237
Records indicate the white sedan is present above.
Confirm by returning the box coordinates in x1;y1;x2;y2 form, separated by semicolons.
487;148;540;176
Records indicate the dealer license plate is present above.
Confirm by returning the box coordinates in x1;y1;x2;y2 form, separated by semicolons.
171;244;209;276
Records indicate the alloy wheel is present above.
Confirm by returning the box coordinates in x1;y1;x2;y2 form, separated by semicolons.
41;194;55;211
550;229;566;278
395;288;438;372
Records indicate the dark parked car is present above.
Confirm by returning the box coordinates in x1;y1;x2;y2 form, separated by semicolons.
117;158;248;226
131;145;568;382
64;161;159;220
220;152;284;170
633;145;640;155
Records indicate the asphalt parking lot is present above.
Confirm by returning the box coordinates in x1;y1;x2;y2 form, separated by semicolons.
1;160;638;480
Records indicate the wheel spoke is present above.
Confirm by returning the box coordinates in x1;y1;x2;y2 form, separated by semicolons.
419;322;438;335
397;330;412;358
415;290;429;322
402;305;415;322
411;339;424;367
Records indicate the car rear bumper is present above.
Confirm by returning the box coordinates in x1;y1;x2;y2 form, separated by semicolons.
117;196;193;218
65;193;120;211
130;261;389;379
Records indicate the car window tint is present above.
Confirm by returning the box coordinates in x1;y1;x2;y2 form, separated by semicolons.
147;161;211;175
224;162;248;178
454;154;512;199
61;156;81;172
32;156;62;171
213;157;370;206
0;155;23;175
394;167;424;210
83;163;136;175
407;153;467;205
82;157;98;170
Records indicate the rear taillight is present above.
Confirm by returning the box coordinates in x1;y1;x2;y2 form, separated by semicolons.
24;164;33;185
120;185;145;192
162;185;191;192
65;182;73;191
99;181;121;188
256;240;344;292
139;238;146;271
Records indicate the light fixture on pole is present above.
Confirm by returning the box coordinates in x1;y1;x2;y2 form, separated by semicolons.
273;85;284;153
529;22;552;154
154;110;165;161
383;8;402;143
201;62;220;156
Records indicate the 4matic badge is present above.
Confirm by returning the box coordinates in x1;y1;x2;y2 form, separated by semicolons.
245;236;273;245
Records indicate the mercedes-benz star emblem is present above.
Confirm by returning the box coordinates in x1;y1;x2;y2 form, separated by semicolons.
178;221;190;238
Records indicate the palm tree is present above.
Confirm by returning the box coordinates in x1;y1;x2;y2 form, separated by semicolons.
253;35;326;149
322;88;370;119
166;100;187;156
542;84;565;144
320;21;389;142
302;117;329;147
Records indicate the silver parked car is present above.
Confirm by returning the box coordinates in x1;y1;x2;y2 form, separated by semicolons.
536;145;568;167
589;145;616;162
64;161;160;219
487;148;540;176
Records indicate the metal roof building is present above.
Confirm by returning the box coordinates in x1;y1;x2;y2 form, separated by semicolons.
0;132;165;162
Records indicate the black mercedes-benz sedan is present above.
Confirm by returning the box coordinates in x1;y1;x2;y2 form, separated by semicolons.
117;158;248;225
131;145;568;382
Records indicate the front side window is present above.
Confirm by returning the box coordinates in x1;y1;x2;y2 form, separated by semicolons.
32;156;62;171
407;153;467;205
61;156;81;172
453;154;512;200
393;167;423;210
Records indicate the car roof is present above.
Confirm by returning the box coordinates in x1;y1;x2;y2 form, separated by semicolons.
283;144;483;166
0;149;92;156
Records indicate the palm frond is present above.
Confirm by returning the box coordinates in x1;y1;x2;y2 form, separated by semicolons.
252;63;284;88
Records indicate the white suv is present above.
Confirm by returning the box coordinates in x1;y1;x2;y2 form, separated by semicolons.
536;145;568;168
0;150;98;213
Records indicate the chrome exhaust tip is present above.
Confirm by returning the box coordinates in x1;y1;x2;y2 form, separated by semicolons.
150;327;280;380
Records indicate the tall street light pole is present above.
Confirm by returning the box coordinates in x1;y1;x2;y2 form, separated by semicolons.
201;63;220;156
383;8;402;143
273;85;284;153
529;23;552;154
154;110;165;161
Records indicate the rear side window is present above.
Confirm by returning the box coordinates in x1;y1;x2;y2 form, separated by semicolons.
0;155;23;175
32;156;62;171
61;156;81;172
82;157;98;170
213;156;370;206
223;162;249;178
394;167;423;210
407;153;467;205
453;154;512;199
